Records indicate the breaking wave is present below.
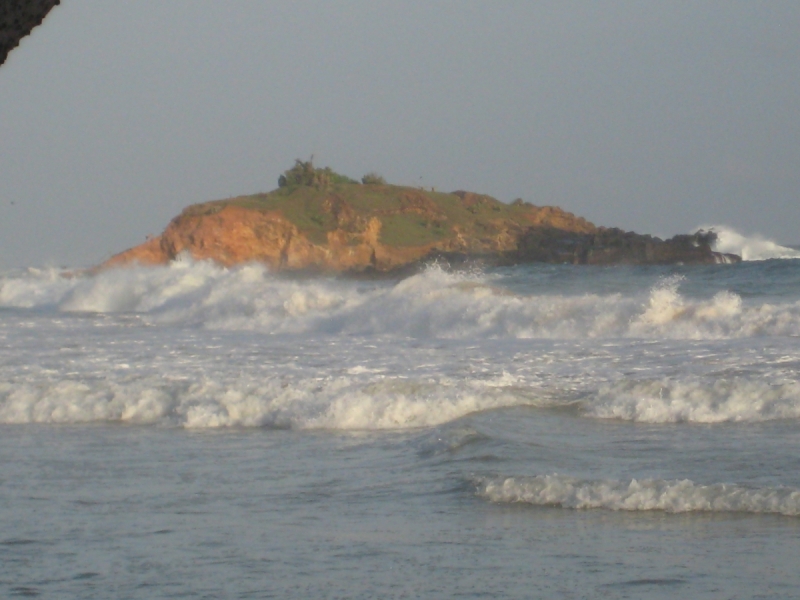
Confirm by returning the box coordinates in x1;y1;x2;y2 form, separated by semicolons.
477;474;800;516
5;370;800;428
584;377;800;423
0;372;541;429
703;225;800;261
2;261;800;339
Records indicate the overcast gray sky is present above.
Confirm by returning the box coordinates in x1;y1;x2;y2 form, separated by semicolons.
1;0;799;267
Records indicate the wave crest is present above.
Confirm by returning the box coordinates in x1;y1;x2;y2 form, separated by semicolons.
0;373;536;430
586;377;800;423
477;474;800;516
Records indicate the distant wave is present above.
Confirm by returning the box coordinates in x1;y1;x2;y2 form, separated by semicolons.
477;474;800;516
3;262;800;339
700;225;800;261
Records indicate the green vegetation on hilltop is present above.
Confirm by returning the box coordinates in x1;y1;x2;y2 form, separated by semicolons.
277;158;359;188
361;172;387;185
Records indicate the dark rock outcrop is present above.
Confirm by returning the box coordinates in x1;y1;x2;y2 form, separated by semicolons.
1;0;60;66
514;227;739;265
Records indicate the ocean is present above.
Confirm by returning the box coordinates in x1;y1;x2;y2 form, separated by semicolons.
2;227;800;599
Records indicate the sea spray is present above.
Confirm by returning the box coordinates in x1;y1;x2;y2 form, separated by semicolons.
702;225;800;261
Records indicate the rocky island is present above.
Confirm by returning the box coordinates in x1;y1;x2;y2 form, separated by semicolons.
104;160;740;273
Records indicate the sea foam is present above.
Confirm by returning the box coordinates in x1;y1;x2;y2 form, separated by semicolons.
585;377;800;423
3;261;800;339
477;474;800;516
5;370;800;428
0;372;537;429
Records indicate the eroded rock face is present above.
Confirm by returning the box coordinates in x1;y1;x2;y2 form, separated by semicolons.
103;205;457;273
0;0;60;66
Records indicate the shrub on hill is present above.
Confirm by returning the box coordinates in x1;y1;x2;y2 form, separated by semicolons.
361;172;387;185
278;159;359;189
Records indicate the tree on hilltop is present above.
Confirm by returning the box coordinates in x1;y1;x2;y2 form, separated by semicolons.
361;172;387;185
278;158;358;189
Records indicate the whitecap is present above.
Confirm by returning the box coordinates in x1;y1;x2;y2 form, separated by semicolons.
0;372;546;430
477;474;800;516
584;377;800;423
700;225;800;261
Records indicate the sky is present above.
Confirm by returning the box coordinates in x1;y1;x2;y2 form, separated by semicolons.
1;0;799;268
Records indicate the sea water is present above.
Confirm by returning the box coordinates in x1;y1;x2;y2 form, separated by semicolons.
2;227;800;598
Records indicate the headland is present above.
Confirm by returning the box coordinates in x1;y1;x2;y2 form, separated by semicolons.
104;161;740;273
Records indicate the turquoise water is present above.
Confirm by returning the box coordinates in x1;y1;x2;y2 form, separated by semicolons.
2;253;800;598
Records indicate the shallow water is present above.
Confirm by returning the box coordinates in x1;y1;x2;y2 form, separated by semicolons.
3;417;800;598
2;247;800;598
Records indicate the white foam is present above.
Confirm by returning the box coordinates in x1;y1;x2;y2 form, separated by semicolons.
585;377;800;423
625;275;800;339
3;261;800;339
0;373;540;429
477;474;800;516
701;225;800;261
0;267;76;308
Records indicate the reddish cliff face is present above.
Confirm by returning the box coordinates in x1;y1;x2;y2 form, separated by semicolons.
105;205;414;272
102;187;598;272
